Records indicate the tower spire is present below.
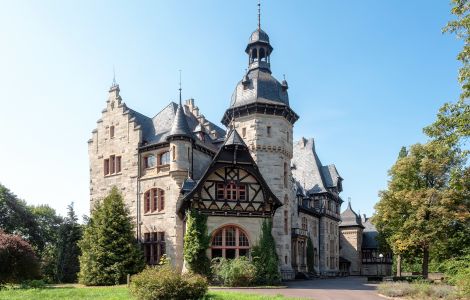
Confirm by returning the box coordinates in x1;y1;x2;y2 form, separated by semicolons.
257;0;261;30
178;69;182;106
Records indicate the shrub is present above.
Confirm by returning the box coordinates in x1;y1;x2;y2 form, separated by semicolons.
211;257;256;287
251;219;281;285
183;210;211;277
0;231;40;283
19;280;46;289
440;253;470;296
378;282;455;299
129;266;208;300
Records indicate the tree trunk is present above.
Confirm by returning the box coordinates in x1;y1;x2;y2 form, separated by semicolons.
396;254;402;277
422;246;429;279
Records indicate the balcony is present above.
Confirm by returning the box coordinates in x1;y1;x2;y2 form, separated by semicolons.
291;228;308;238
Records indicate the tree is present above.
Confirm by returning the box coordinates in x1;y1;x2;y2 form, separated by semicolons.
29;204;63;282
251;219;280;285
0;231;40;283
78;187;144;285
55;203;82;283
183;209;211;277
373;142;468;278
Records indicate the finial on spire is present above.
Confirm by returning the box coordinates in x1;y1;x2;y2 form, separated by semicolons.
178;69;182;106
112;65;117;87
257;0;261;30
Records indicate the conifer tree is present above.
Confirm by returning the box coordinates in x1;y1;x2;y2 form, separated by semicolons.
55;203;82;283
78;187;144;285
252;219;280;285
306;236;315;273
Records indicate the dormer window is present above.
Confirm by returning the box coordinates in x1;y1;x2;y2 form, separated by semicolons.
159;151;170;166
144;154;156;169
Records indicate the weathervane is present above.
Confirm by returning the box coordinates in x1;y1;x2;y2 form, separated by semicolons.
178;69;182;105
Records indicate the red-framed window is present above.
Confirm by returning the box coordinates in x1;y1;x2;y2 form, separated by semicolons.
211;226;250;259
143;231;165;265
216;182;247;201
104;155;122;176
144;188;165;213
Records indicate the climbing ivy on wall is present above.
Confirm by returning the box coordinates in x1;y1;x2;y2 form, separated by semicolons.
183;209;211;277
251;219;281;285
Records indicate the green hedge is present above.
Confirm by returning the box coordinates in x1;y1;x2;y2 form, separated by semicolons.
211;257;257;287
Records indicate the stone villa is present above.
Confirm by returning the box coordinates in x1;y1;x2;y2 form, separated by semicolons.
88;15;391;279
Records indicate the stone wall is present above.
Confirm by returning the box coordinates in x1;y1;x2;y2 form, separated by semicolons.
339;227;362;275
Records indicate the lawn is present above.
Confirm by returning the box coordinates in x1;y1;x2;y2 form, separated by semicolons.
0;285;300;300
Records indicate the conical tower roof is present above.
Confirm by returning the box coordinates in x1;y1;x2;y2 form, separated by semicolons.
167;103;192;139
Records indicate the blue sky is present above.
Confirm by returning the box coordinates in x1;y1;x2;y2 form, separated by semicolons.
0;1;461;220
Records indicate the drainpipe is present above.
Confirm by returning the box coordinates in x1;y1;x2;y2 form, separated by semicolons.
136;149;141;241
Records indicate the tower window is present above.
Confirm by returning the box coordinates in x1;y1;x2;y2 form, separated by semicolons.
284;210;288;234
172;146;176;160
283;162;288;188
110;126;115;138
267;126;271;137
287;131;289;142
104;155;122;176
242;127;246;138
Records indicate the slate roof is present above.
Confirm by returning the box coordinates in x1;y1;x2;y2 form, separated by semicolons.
230;69;289;108
125;101;225;147
224;128;246;147
362;216;379;249
291;137;342;195
340;202;364;228
249;29;270;44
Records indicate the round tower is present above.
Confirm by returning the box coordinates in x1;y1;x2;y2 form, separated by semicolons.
221;23;299;276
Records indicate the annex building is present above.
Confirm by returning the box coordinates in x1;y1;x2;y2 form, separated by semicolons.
88;16;391;279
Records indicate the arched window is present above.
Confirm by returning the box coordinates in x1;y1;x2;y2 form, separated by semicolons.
159;151;170;165
144;154;156;169
144;188;165;213
259;48;266;61
251;48;258;62
211;226;250;259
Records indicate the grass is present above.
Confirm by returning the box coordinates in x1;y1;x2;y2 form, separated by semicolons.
0;285;300;300
378;281;461;300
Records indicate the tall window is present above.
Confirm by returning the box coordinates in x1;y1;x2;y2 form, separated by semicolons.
216;183;246;201
284;162;288;188
110;125;115;138
172;146;176;160
211;226;250;259
302;217;308;231
144;188;165;213
143;231;165;265
242;127;246;137
104;155;122;175
159;151;170;165
267;126;271;137
284;210;288;234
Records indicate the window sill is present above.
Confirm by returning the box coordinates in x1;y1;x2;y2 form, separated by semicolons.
143;211;166;216
104;172;122;178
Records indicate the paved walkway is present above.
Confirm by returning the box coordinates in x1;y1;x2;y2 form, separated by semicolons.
212;277;383;300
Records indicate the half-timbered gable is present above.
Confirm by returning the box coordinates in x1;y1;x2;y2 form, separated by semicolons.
179;129;282;217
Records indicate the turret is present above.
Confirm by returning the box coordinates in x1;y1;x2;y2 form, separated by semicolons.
166;84;193;178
